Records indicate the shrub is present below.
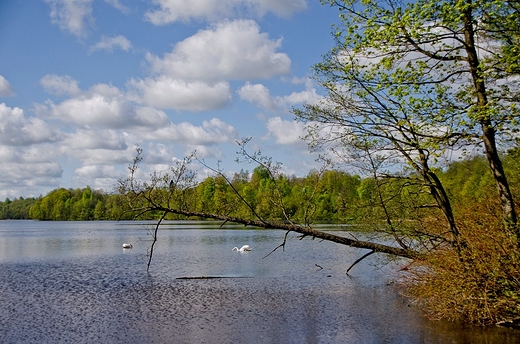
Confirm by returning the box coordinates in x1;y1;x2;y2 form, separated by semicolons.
406;202;520;326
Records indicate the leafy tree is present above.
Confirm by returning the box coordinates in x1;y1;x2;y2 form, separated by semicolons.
27;187;121;221
292;0;520;324
94;200;106;220
213;175;235;214
119;144;420;277
197;177;216;212
296;0;519;241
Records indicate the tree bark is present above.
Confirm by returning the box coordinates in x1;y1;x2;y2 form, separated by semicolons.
461;1;518;233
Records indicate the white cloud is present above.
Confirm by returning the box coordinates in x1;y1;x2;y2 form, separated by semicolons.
0;103;62;146
63;144;137;166
40;74;81;96
22;144;63;164
0;144;62;166
128;19;291;111
185;144;224;159
238;82;282;111
202;117;237;141
139;117;237;145
45;0;94;37
104;0;129;13
74;164;122;178
85;83;121;97
39;84;169;129
284;87;322;105
145;0;306;25
0;146;20;163
44;94;133;128
265;116;305;145
146;19;291;81
73;164;125;192
0;75;14;97
0;144;63;199
238;81;322;112
62;129;128;150
133;106;170;127
0;162;62;180
127;76;232;111
89;35;132;53
143;142;176;164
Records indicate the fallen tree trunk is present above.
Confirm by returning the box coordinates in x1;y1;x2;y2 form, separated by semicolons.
149;206;422;260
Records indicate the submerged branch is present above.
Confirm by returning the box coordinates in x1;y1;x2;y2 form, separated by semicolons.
262;230;291;259
346;250;376;275
147;212;167;272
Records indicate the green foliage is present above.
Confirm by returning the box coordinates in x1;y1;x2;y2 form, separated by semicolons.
439;152;520;212
190;168;363;222
8;150;519;227
440;156;494;204
301;0;519;233
0;197;36;219
27;187;131;221
308;0;519;324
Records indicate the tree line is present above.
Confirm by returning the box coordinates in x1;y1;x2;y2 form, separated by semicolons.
0;197;37;220
26;186;127;221
6;151;513;223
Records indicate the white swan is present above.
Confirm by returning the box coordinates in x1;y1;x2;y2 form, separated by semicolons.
122;243;133;249
232;245;251;252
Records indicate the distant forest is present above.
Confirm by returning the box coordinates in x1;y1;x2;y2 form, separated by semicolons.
1;150;519;222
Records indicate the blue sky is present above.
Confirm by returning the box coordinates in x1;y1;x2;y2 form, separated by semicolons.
0;0;340;199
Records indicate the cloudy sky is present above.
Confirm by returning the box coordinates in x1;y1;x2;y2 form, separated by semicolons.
0;0;339;200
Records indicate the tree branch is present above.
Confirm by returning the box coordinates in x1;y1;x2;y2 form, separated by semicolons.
147;206;422;260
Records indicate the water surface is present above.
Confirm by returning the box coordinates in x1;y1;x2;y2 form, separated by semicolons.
0;220;518;343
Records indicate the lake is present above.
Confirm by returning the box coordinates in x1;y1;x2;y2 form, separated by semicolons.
0;220;518;343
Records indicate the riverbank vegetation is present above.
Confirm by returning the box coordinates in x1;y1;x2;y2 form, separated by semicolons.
0;197;37;219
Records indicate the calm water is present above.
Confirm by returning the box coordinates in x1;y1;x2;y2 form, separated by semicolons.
0;220;518;343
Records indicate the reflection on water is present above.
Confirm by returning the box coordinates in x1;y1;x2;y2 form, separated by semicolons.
0;220;518;343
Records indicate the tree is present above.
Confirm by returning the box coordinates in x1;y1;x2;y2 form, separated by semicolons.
296;0;518;238
27;187;119;221
292;0;520;325
117;143;520;324
94;200;105;220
